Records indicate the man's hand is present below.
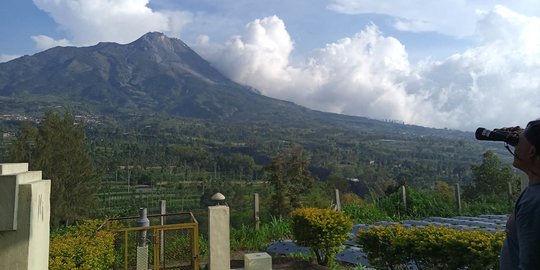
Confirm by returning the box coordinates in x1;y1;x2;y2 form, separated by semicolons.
495;126;523;133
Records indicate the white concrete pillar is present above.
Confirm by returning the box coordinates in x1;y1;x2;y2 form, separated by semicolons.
334;189;341;212
0;163;51;270
208;205;230;270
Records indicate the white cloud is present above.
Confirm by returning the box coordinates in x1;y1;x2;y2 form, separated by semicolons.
32;0;193;47
31;35;72;51
0;54;21;63
196;17;418;123
326;0;486;37
199;16;295;85
196;6;540;130
408;5;540;129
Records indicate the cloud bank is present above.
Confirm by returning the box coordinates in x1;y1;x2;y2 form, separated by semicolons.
196;5;540;130
32;0;192;48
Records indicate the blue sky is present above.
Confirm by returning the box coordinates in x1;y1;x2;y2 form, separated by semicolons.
2;0;540;130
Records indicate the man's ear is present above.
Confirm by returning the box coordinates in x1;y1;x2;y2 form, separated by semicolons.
529;145;537;158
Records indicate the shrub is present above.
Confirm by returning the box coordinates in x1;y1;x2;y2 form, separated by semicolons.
341;192;364;205
290;208;353;266
49;220;115;270
357;224;505;269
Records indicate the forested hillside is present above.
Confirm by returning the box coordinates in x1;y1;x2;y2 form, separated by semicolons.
0;32;515;218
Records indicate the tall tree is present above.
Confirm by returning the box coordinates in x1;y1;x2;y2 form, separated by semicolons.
266;146;315;217
266;155;290;217
285;146;314;209
465;150;520;200
9;110;100;226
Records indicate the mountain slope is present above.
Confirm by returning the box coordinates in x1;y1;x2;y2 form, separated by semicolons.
0;32;471;140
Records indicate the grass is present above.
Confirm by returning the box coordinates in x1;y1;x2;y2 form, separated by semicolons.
231;216;292;251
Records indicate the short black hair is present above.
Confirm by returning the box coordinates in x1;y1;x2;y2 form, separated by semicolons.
525;120;540;154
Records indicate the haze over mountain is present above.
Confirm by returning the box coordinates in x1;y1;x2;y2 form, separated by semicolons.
0;32;470;139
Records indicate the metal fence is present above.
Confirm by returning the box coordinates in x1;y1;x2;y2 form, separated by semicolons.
104;212;199;270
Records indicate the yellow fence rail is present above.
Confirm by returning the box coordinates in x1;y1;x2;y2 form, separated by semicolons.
104;212;199;270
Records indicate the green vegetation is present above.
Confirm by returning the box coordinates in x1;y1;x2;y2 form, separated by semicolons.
266;146;315;217
0;105;508;226
357;224;505;269
291;208;353;266
230;216;292;251
9;110;100;226
1;110;521;269
49;220;115;270
464;150;521;200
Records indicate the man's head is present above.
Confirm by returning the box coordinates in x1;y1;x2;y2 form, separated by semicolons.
513;120;540;173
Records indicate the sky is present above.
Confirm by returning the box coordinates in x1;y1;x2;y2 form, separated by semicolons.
2;0;540;131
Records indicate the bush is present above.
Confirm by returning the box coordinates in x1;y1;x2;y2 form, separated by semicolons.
290;208;353;266
341;192;364;205
49;220;115;270
357;224;505;269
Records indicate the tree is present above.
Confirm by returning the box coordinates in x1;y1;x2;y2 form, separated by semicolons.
285;146;314;208
433;180;453;202
9;110;100;226
266;156;290;217
266;146;315;217
464;151;521;200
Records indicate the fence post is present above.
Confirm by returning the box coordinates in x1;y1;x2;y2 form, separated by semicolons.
455;183;462;215
334;189;341;212
401;185;407;210
254;193;260;230
160;200;166;265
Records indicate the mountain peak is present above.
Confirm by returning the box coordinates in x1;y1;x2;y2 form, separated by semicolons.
137;32;167;43
131;32;187;52
127;32;202;68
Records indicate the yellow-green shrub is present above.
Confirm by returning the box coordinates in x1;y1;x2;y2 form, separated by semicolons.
290;208;353;266
357;224;505;269
49;220;115;270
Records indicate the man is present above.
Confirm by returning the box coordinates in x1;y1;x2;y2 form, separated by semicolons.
499;120;540;269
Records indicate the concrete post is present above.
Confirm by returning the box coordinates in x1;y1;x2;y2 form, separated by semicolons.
0;163;51;270
401;185;407;210
254;193;260;231
160;200;166;264
334;189;341;212
209;205;230;270
455;183;462;215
